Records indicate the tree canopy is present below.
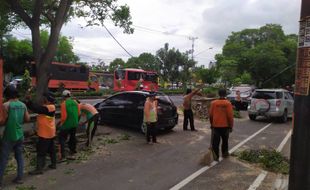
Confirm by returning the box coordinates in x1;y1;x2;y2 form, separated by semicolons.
2;0;133;102
2;31;80;75
216;24;297;88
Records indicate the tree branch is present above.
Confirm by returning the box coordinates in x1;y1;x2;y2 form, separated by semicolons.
5;0;32;27
32;0;44;26
41;0;73;64
42;12;55;24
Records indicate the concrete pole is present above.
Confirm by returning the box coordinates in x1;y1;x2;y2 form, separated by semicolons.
289;0;310;189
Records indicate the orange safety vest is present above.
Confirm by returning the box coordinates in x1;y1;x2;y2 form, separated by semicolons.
209;99;234;128
37;104;56;138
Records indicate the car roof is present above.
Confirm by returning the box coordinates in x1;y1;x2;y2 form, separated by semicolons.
255;89;288;92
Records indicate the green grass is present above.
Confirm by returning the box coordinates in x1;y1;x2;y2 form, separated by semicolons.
118;134;131;141
237;149;289;174
233;110;242;118
16;185;36;190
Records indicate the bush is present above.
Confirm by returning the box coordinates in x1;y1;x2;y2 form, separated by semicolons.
237;149;289;174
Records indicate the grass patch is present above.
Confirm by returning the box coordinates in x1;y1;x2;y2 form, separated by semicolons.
237;149;289;174
118;134;131;141
64;168;75;175
233;110;242;118
103;137;119;144
15;185;36;190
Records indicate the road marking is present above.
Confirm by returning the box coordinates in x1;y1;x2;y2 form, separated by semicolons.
248;171;268;190
277;130;292;152
247;129;292;190
169;123;273;190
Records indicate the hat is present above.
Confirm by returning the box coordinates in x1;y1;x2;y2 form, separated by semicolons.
4;85;19;99
43;92;55;103
62;90;71;97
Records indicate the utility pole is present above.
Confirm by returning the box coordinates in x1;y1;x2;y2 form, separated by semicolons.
289;0;310;189
189;36;198;60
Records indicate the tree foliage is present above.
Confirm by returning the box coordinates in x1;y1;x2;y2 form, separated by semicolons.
156;43;196;88
2;31;80;75
2;0;133;102
108;58;125;72
194;66;218;84
216;24;297;87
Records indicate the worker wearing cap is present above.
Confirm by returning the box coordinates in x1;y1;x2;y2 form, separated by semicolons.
78;102;99;147
26;92;57;175
0;85;30;187
58;90;80;159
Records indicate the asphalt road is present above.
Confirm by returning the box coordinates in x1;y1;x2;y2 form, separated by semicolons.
10;111;292;190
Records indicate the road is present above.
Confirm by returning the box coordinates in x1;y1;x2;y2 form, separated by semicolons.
10;110;292;190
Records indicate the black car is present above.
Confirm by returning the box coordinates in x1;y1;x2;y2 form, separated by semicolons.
94;91;178;132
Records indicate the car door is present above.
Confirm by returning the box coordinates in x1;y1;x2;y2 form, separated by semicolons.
99;94;129;125
126;93;146;127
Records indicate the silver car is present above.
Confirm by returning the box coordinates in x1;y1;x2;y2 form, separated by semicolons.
248;89;294;122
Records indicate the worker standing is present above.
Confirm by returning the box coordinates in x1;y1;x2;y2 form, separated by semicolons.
26;92;57;175
58;90;80;159
209;89;234;160
183;88;202;131
144;92;158;144
78;103;99;147
0;85;30;188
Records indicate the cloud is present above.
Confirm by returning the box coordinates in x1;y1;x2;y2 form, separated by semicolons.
200;0;301;46
12;0;301;68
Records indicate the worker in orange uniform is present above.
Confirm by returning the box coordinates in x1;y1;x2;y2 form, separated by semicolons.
209;89;234;160
78;102;99;147
26;92;57;175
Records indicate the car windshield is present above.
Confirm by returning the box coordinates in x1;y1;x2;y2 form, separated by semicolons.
252;91;283;99
229;88;252;97
128;71;143;81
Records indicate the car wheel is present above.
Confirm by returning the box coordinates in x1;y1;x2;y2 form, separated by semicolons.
140;122;147;134
249;114;256;121
279;109;288;123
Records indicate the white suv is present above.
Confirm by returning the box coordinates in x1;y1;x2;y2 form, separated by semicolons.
248;89;294;123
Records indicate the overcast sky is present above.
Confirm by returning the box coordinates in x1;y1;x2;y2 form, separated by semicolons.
14;0;302;67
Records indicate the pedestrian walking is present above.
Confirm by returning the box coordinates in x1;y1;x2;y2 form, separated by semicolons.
183;88;202;131
78;103;99;147
26;92;57;175
57;90;80;160
144;92;158;144
209;89;234;160
0;85;30;188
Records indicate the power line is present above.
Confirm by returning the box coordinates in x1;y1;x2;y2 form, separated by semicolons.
133;25;190;38
262;63;296;85
194;47;213;57
102;24;134;58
